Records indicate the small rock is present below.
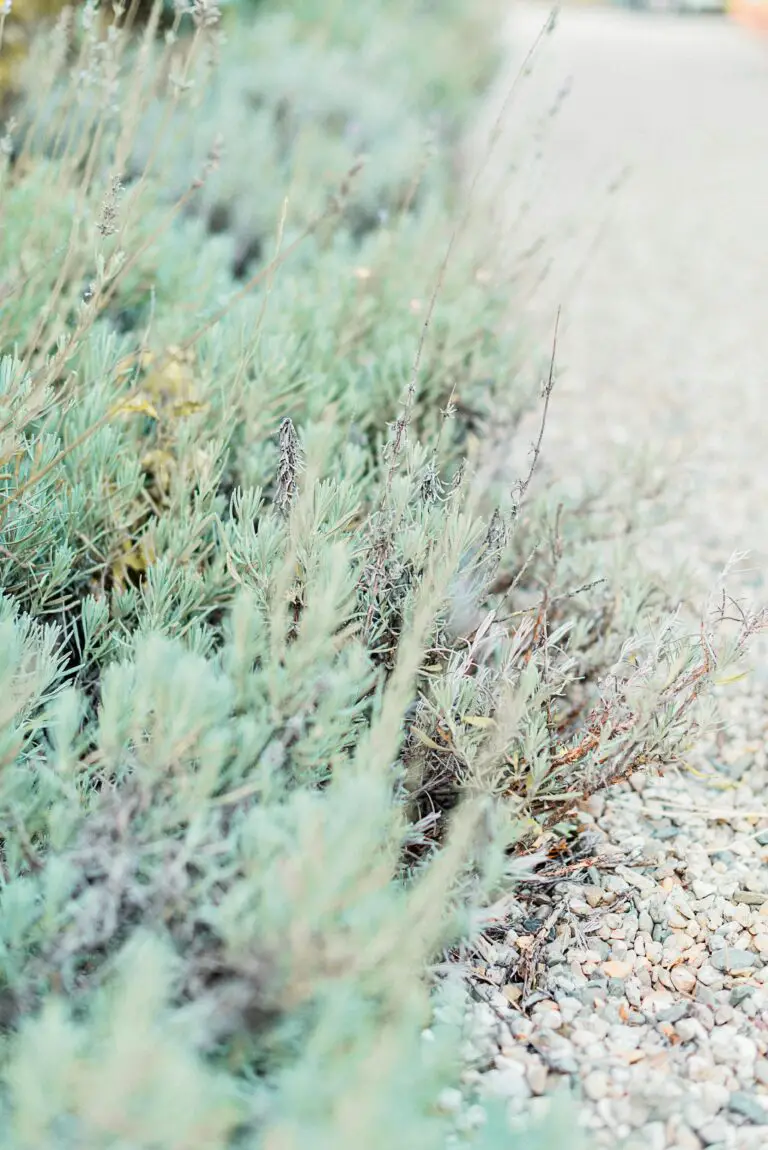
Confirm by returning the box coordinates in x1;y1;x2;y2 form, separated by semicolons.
713;1004;733;1025
666;1119;706;1150
698;1116;730;1145
728;1090;768;1124
754;1058;768;1086
642;990;676;1016
583;1069;610;1102
710;948;759;974
483;1064;530;1101
638;910;654;934
436;1087;463;1114
734;890;768;907
625;977;642;1008
687;1054;716;1081
675;1018;706;1044
526;1060;548;1096
730;985;756;1007
658;1001;690;1024
696;984;717;1007
556;996;584;1024
696;964;723;987
603;959;633;980
617;866;657;897
670;965;697;994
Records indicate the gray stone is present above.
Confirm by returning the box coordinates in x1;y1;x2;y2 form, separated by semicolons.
638;910;654;934
710;948;758;973
675;1017;707;1044
731;985;756;1007
728;1091;768;1124
658;1002;690;1024
734;890;767;907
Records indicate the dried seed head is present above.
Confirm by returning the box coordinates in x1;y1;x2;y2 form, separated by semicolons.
420;460;442;505
97;174;123;237
448;460;465;499
384;415;408;464
192;0;221;28
192;134;223;188
484;508;507;556
275;418;300;514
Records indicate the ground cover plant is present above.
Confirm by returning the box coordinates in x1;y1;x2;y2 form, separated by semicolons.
0;1;761;1146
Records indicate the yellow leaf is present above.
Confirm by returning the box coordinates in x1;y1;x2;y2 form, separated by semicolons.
171;399;209;418
409;728;445;752
141;449;176;495
114;354;139;379
110;535;156;593
461;715;496;729
111;395;159;419
713;671;749;686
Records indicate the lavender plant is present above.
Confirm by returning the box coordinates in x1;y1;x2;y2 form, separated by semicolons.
0;1;760;1147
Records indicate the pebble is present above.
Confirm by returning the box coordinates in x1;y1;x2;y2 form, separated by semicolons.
699;1119;731;1146
583;1070;610;1101
710;949;759;974
670;965;697;994
728;1091;768;1124
458;663;768;1148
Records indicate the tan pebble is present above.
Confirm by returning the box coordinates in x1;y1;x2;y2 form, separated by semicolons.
526;1060;548;1096
670;965;697;994
603;959;634;979
670;930;697;951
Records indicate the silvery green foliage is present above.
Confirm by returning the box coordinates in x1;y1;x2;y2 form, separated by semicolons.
0;1;754;1147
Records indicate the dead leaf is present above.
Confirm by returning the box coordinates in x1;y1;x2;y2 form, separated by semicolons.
409;727;445;752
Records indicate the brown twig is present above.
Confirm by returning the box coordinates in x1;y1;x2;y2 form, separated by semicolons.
513;305;560;513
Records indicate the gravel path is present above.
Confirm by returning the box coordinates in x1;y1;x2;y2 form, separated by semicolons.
457;8;768;1147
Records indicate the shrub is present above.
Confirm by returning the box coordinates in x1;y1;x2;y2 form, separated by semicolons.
0;1;761;1146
